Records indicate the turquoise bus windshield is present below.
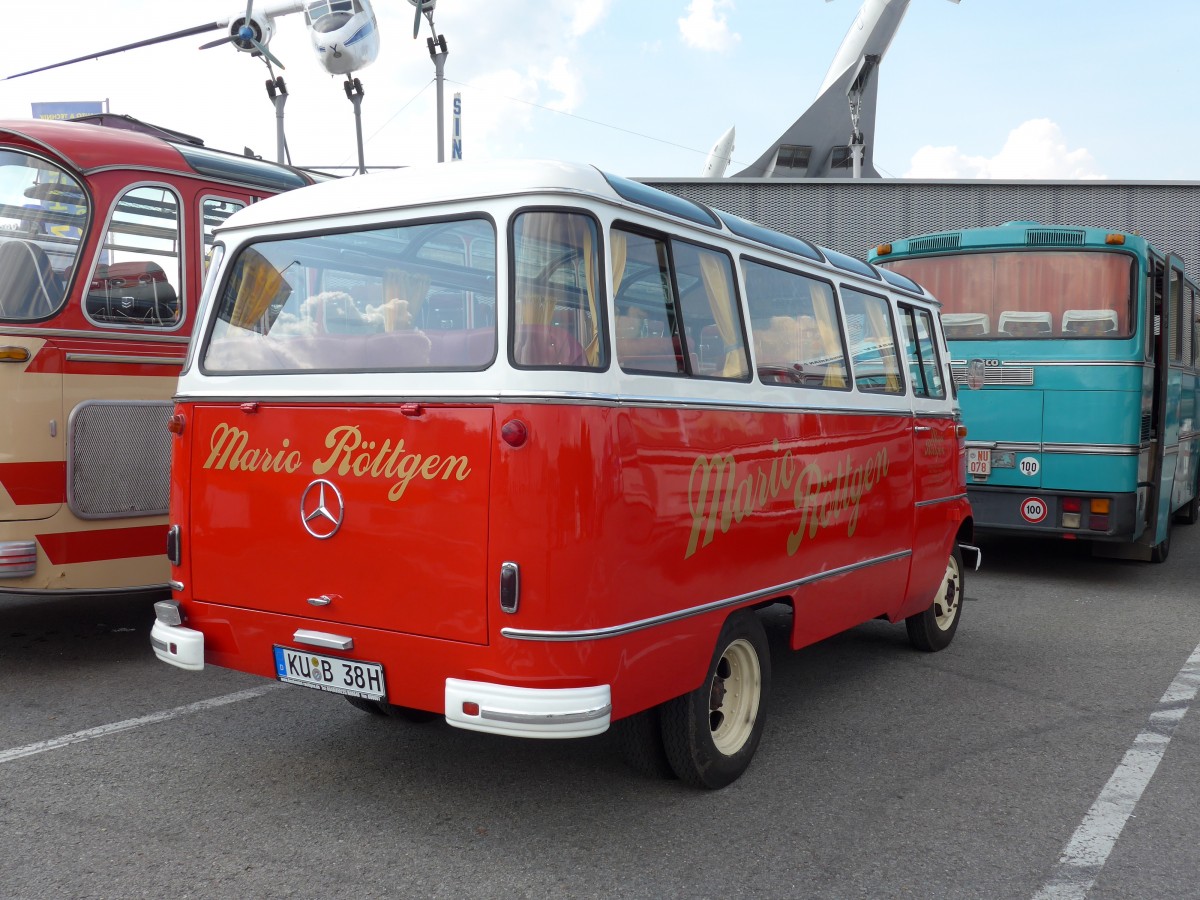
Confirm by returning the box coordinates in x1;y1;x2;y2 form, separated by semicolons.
881;250;1135;340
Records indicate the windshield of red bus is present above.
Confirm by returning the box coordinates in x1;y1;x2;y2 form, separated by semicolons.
879;250;1135;340
0;150;88;321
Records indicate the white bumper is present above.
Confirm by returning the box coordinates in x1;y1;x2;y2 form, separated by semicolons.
445;678;611;739
150;619;205;671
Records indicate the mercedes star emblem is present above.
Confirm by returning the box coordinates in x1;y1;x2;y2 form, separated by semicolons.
300;479;345;539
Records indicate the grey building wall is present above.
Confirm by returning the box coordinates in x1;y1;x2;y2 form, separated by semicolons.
645;178;1200;282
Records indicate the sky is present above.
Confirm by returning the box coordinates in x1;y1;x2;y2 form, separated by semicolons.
1;1;1196;181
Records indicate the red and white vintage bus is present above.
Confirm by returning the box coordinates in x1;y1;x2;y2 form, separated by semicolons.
0;116;322;598
151;160;974;787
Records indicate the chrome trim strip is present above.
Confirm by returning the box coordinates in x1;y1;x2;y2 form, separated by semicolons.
292;629;354;651
916;492;968;508
966;441;1140;456
170;391;930;418
169;580;184;592
0;326;189;344
480;703;612;725
1041;443;1141;456
501;550;912;642
65;353;183;366
950;359;1147;368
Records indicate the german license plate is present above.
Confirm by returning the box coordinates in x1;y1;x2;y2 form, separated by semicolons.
273;646;386;700
967;448;991;476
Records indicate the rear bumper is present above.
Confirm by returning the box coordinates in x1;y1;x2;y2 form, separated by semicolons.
445;678;611;739
150;619;205;671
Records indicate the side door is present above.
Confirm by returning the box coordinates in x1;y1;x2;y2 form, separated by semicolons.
1139;256;1177;552
900;303;960;607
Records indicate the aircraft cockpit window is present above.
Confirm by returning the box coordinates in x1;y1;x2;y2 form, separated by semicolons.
0;150;87;321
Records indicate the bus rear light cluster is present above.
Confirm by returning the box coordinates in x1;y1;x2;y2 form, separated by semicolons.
0;541;37;578
1061;498;1112;532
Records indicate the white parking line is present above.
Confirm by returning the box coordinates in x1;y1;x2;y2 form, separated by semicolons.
0;684;283;765
1033;642;1200;899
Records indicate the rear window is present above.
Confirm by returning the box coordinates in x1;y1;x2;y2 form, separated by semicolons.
202;217;497;373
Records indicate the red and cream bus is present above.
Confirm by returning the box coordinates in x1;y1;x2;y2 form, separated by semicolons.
0;117;322;598
151;159;974;787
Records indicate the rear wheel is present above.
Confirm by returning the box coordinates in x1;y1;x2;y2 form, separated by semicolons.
613;706;676;780
906;544;964;652
1173;493;1198;525
1150;522;1172;563
659;611;771;789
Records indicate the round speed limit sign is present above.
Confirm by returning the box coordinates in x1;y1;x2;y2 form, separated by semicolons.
1020;497;1048;524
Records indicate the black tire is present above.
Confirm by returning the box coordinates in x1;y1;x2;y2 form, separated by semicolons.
344;695;386;715
1150;522;1171;563
1174;493;1198;526
612;707;677;780
906;544;964;652
659;611;771;789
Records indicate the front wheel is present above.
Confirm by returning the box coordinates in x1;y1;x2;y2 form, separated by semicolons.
659;611;771;789
906;544;964;652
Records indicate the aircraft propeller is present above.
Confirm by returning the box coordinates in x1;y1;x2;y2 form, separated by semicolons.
200;0;286;69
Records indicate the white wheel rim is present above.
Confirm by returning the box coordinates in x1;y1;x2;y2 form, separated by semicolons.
934;553;962;631
708;637;762;755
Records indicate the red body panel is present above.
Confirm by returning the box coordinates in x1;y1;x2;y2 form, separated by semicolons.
173;399;970;719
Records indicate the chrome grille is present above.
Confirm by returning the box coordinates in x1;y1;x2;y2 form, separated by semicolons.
951;365;1035;386
68;401;172;519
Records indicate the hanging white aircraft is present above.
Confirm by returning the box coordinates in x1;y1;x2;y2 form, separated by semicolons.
729;0;959;178
3;0;380;81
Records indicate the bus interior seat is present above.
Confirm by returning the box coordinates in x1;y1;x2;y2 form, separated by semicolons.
998;310;1053;337
617;336;689;373
426;327;496;367
942;312;990;338
87;259;178;323
513;323;586;366
0;239;63;318
1062;309;1118;335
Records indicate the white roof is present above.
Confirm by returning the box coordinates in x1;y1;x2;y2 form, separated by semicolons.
220;159;617;232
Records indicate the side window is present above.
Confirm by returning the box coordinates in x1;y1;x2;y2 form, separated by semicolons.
85;185;183;329
670;241;748;380
1168;265;1183;362
611;227;685;375
511;210;605;369
201;197;245;274
842;287;903;394
900;305;946;399
742;258;848;389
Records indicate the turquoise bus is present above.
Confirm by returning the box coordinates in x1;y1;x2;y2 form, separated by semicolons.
870;221;1199;562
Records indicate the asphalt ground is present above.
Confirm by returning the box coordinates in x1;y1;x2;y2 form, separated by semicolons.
2;526;1199;899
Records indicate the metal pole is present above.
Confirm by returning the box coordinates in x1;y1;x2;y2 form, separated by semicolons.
428;35;449;162
266;77;288;165
344;77;366;174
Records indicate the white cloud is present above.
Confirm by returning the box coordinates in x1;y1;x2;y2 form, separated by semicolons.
678;0;740;52
570;0;613;37
905;119;1104;179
